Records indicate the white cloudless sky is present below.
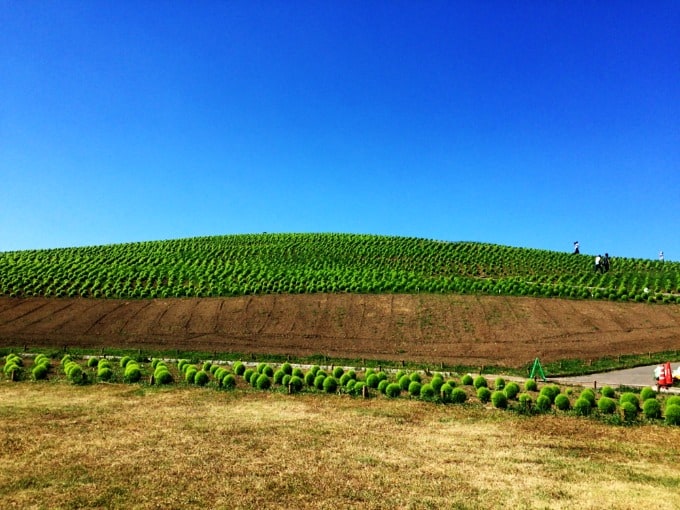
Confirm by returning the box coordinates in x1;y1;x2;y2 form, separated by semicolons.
1;1;678;260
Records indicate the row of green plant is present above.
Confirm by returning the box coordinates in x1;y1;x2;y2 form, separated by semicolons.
0;233;677;302
3;353;680;426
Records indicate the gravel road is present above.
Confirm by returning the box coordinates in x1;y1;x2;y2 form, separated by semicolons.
549;364;680;393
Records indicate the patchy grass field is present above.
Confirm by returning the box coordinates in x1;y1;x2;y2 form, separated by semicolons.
2;382;680;509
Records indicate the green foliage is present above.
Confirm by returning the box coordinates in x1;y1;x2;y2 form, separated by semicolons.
665;404;680;426
398;375;411;391
232;361;245;376
491;391;507;409
573;398;592;416
155;368;173;385
273;369;286;385
642;398;662;420
378;379;390;394
87;357;99;368
619;392;640;410
554;394;571;411
409;372;422;383
32;363;48;380
461;374;473;386
620;401;638;423
304;371;316;387
640;387;656;401
322;376;338;393
292;367;304;378
579;388;596;406
494;377;506;390
517;393;533;412
221;373;236;389
97;367;113;382
524;379;538;392
243;368;255;383
408;381;422;397
332;366;344;379
419;383;436;400
504;382;520;400
450;388;467;404
2;233;677;302
439;383;453;403
288;375;303;393
597;397;617;415
385;383;401;398
473;376;487;389
119;356;132;369
665;396;680;410
314;374;326;390
256;374;272;390
185;366;198;384
366;373;380;389
281;362;293;375
429;376;444;393
600;386;616;398
535;395;552;412
123;363;141;383
539;385;561;404
477;387;491;403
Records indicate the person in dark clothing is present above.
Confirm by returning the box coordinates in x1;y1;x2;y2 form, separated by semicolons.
602;253;610;272
573;241;580;254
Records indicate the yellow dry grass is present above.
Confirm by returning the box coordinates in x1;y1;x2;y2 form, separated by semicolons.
1;382;680;509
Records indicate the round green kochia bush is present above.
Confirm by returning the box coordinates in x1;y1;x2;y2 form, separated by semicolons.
643;398;662;419
353;381;367;397
202;361;212;373
281;362;293;375
256;362;267;374
98;358;112;370
366;373;380;389
597;397;617;415
524;379;538;392
554;394;571;411
177;359;189;372
243;368;255;383
398;375;411;391
666;396;680;409
304;371;316;387
619;392;640;410
232;361;246;376
450;388;468;404
378;379;390;394
151;358;161;370
491;391;508;409
214;367;227;383
345;380;356;393
288;375;303;393
440;383;454;403
185;366;198;384
600;386;616;398
573;397;592;416
621;401;638;422
385;383;401;398
314;374;326;390
32;363;49;380
332;366;344;379
665;405;680;426
579;389;596;406
221;373;236;389
250;371;260;387
420;383;436;400
640;387;656;401
461;374;474;386
535;394;552;412
87;357;99;368
119;356;132;368
340;373;352;386
60;354;72;366
322;376;338;393
155;368;173;385
409;372;422;383
477;387;491;403
473;376;488;389
504;382;520;400
262;365;274;377
429;376;444;393
408;381;422;397
292;367;304;378
518;393;533;412
539;385;561;404
97;367;113;382
123;363;141;383
209;363;220;375
273;369;285;385
282;374;291;387
494;377;506;390
256;374;272;390
309;365;320;376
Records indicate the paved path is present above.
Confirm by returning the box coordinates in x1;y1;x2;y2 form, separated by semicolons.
549;364;680;394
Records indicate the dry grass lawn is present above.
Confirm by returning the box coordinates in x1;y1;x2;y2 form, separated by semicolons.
2;382;680;509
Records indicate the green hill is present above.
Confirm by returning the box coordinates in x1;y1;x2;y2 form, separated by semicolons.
0;233;677;303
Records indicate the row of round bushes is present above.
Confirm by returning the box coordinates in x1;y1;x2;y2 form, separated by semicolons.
3;353;23;380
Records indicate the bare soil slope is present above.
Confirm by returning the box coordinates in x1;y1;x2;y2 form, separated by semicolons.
1;295;679;366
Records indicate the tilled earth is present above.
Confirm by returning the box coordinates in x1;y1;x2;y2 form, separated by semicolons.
1;294;679;367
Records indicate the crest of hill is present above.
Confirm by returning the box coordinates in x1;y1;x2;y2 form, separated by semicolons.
0;233;677;303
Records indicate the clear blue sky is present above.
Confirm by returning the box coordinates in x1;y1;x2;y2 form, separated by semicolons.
1;1;678;260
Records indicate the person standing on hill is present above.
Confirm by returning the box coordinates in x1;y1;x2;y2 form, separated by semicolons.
660;251;664;263
573;241;580;254
594;254;602;273
602;253;610;272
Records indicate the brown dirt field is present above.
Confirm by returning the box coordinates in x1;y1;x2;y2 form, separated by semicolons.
1;294;679;367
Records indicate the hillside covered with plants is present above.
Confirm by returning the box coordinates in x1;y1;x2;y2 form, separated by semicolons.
0;233;678;303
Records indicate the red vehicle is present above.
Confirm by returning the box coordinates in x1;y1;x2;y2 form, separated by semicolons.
657;362;674;389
